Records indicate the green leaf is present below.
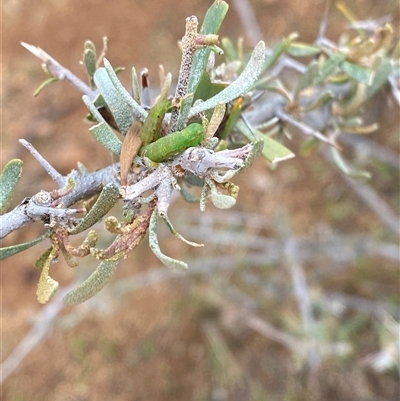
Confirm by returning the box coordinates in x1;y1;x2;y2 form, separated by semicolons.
189;41;266;117
331;147;371;179
258;134;295;166
0;159;23;215
261;33;298;74
69;183;120;234
63;259;120;305
0;230;51;261
299;137;320;156
83;41;97;88
294;60;319;95
313;53;347;86
34;77;59;96
193;71;227;103
89;122;122;155
187;0;229;96
365;58;393;100
341;60;374;85
140;99;171;144
93;67;133;135
149;209;188;271
287;42;320;57
178;1;229;128
221;37;238;62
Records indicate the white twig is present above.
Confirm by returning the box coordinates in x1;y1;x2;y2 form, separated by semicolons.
19;139;65;187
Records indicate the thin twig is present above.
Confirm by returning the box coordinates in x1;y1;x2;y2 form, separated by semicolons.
0;283;77;384
231;0;263;46
19;139;65;187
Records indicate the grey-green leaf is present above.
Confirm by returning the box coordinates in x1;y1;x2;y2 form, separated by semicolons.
313;53;347;86
62;259;119;305
83;42;97;88
149;209;188;271
287;42;321;57
103;59;147;122
0;159;23;215
0;230;51;261
341;60;374;85
69;183;120;234
90;122;122;155
187;0;229;96
189;41;266;118
94;67;133;135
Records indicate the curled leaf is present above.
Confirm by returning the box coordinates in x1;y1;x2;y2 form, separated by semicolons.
37;246;59;304
69;183;120;234
161;212;203;247
62;259;119;305
207;179;236;209
149;209;188;271
34;77;59;97
331;147;371;179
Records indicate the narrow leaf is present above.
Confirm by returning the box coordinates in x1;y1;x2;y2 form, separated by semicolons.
0;230;51;261
162;213;203;247
37;246;59;304
341;60;374;85
34;77;59;97
0;159;23;215
69;183;120;234
313;53;347;86
89;122;122;155
260;134;295;166
62;259;119;305
294;60;319;95
94;67;133;135
103;58;147;122
120;122;142;186
187;0;229;96
189;41;266;118
149;209;188;271
83;41;97;88
331;147;371;179
288;42;321;57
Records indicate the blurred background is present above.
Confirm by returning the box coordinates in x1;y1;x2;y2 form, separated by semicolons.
1;0;399;400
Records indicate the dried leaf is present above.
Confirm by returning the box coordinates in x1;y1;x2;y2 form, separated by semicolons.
36;246;59;304
120;122;143;186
